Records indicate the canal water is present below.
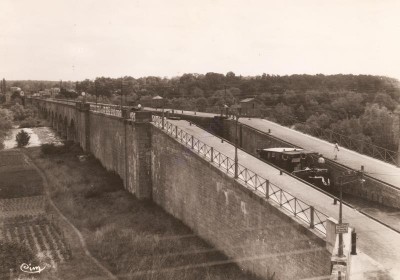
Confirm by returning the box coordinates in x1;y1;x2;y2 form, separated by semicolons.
2;127;63;150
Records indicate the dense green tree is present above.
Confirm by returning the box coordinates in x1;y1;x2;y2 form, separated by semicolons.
13;73;400;150
361;104;397;149
195;97;208;111
16;130;30;147
373;92;397;111
272;103;296;125
306;113;331;129
0;108;13;148
10;104;36;121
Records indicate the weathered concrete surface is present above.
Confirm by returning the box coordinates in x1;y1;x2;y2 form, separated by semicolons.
151;126;331;280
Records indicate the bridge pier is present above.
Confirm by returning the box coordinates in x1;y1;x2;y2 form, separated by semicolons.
76;102;91;152
132;111;152;199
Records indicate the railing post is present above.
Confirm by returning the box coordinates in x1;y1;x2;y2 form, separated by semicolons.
191;136;194;149
265;180;269;199
279;191;283;207
175;126;178;138
351;229;357;255
310;206;315;229
294;198;297;216
211;147;214;162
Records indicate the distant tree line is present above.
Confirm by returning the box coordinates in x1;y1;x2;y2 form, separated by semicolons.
2;80;75;95
10;73;400;151
73;73;400;151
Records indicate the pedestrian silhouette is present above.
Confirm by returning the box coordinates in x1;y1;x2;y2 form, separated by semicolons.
334;143;340;160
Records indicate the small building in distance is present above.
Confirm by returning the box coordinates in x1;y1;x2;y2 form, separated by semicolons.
50;88;61;97
239;97;262;117
10;87;22;93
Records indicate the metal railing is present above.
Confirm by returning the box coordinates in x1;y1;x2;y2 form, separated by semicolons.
297;124;398;165
30;97;137;119
153;115;330;236
90;103;122;117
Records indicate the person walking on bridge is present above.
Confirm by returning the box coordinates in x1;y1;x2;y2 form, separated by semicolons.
333;143;340;160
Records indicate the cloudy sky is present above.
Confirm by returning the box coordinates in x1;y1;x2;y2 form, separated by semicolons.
1;0;399;81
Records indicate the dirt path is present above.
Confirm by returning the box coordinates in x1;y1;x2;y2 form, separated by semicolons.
22;150;117;280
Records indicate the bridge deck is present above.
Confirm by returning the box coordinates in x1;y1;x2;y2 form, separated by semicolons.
167;119;400;279
148;108;400;189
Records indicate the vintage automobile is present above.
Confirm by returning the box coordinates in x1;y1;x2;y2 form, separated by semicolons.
256;147;331;188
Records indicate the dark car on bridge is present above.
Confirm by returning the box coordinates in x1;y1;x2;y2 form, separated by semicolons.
256;147;332;188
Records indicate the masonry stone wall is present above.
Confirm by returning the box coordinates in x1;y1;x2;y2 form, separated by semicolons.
89;112;127;183
151;126;331;280
88;111;152;198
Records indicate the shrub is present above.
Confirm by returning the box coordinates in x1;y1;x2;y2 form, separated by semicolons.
10;103;36;121
41;143;59;154
41;141;77;155
16;130;30;147
19;117;37;128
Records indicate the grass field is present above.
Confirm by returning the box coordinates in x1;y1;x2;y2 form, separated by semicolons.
0;149;106;280
0;150;43;199
0;150;50;279
27;144;267;280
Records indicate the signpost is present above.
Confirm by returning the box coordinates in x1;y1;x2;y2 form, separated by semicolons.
335;223;349;234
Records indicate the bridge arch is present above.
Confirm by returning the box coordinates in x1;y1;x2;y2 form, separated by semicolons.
63;117;68;139
44;109;49;121
50;111;55;129
43;108;48;119
57;114;63;135
67;119;76;142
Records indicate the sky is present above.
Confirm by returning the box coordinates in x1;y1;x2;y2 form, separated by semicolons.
0;0;400;81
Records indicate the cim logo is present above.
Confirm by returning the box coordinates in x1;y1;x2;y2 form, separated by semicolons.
20;263;47;274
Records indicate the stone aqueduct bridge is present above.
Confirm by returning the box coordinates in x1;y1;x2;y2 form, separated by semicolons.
27;98;337;280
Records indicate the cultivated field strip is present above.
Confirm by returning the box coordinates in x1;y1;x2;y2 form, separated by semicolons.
0;195;46;219
0;217;72;265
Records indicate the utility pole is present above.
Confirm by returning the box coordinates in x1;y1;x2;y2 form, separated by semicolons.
337;171;364;257
120;77;123;110
95;79;98;106
162;100;165;129
397;114;400;167
234;114;240;179
338;176;344;257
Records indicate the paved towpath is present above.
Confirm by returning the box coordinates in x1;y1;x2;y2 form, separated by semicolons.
166;119;400;280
